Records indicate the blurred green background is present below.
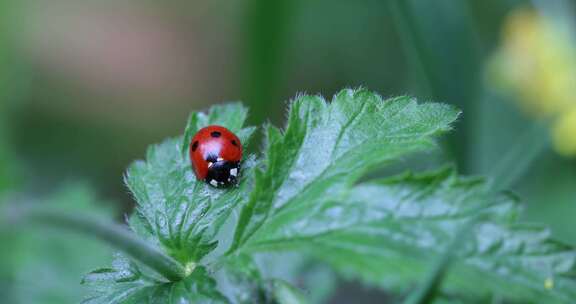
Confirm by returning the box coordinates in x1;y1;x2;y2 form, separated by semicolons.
1;0;576;303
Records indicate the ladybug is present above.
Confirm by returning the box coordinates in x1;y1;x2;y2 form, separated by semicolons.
189;125;242;188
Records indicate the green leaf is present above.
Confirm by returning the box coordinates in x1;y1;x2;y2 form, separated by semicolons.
230;88;459;251
84;88;576;303
271;279;308;304
242;168;576;302
212;255;310;304
125;102;256;265
83;254;229;304
212;254;266;304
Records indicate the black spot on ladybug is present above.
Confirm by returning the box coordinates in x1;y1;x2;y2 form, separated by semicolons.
211;131;222;138
191;141;199;152
231;139;238;146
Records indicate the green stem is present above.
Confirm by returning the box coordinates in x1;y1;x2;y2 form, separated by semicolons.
489;122;549;190
406;199;512;304
405;123;549;304
242;0;296;125
403;215;479;304
10;208;188;282
387;0;436;98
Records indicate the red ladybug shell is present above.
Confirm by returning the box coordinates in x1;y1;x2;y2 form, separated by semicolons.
189;125;242;187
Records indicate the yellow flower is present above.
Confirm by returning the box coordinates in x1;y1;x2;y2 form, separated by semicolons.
489;7;576;156
552;107;576;156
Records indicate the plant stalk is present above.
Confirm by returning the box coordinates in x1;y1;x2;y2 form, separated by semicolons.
387;0;436;98
403;215;479;304
489;122;549;190
9;208;188;282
